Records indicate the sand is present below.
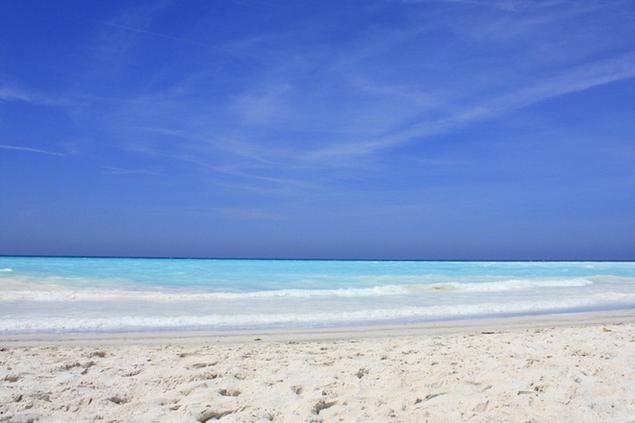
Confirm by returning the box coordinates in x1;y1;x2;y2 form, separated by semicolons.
2;311;635;422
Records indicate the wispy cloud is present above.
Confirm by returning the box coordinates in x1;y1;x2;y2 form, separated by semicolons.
122;143;318;191
405;0;569;12
90;0;176;64
0;144;66;157
101;166;160;176
137;126;278;165
0;82;77;108
0;83;59;105
6;0;630;192
307;52;635;161
0;85;34;103
231;83;293;125
94;20;208;48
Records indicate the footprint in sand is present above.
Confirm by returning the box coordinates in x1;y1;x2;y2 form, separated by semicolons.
218;388;241;397
313;400;336;415
197;408;239;422
108;395;128;405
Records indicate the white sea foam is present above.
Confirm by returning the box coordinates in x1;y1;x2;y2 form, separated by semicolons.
0;284;412;302
426;278;595;292
0;268;13;272
0;276;617;302
2;292;635;332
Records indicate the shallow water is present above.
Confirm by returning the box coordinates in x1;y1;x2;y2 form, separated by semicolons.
1;256;635;333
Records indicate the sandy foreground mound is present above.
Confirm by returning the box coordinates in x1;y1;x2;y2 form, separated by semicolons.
1;321;635;422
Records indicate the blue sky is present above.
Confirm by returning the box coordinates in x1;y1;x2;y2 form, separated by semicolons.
1;0;634;259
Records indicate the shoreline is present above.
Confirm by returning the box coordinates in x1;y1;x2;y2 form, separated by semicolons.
3;308;635;347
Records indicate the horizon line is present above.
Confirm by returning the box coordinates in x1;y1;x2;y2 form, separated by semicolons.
1;254;633;262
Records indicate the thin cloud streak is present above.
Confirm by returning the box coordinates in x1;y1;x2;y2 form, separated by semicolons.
138;126;278;165
0;83;77;108
101;166;160;176
0;144;66;157
94;20;209;48
0;85;33;103
406;0;570;11
0;84;62;106
124;145;319;190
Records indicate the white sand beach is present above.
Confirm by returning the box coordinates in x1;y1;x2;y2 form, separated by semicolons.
2;311;635;422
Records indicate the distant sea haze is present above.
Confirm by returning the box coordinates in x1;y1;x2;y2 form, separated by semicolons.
1;257;635;334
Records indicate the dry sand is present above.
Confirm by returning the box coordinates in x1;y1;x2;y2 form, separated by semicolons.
2;311;635;422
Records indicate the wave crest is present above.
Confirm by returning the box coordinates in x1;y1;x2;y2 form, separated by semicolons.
2;292;635;332
427;278;594;292
0;277;609;302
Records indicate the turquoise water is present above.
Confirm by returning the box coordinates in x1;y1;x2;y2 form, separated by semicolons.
1;257;635;333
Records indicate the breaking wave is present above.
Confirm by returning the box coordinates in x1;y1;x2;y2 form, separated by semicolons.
3;292;635;333
0;277;614;302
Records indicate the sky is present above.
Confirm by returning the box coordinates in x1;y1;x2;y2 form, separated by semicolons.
1;0;634;260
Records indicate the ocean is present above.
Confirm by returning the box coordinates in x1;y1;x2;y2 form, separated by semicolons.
1;256;635;334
